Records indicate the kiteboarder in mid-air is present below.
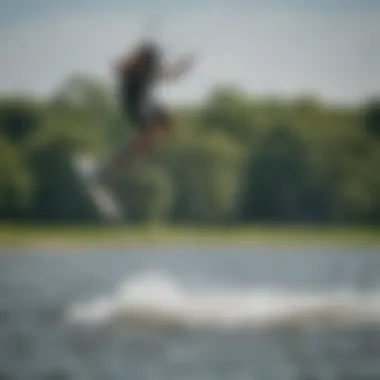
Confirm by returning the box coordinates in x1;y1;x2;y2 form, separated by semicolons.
87;40;196;221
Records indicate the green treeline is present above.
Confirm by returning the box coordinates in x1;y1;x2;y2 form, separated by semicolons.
1;74;380;225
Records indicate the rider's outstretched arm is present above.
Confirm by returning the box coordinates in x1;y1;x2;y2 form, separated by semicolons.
158;54;196;82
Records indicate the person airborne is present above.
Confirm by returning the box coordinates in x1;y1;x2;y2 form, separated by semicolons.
86;40;196;221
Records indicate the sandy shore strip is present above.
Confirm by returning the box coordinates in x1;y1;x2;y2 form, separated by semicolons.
1;226;380;251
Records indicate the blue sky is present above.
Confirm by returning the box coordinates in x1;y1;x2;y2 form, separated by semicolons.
1;0;380;23
1;0;379;104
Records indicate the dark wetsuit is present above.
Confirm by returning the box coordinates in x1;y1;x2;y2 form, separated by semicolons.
119;45;169;131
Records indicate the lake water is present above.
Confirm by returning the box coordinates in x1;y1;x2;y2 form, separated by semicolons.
1;245;380;380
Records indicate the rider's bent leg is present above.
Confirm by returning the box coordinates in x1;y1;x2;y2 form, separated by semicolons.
98;111;173;187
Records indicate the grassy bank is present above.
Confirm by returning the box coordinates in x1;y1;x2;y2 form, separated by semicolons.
0;224;380;249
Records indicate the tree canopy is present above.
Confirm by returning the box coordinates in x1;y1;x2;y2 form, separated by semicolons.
1;74;379;225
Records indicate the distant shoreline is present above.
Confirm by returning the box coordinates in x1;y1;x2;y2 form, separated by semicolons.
1;225;379;250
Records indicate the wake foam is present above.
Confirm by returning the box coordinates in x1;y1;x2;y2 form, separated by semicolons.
66;272;380;331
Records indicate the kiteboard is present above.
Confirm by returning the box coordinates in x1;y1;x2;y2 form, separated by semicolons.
72;154;124;223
